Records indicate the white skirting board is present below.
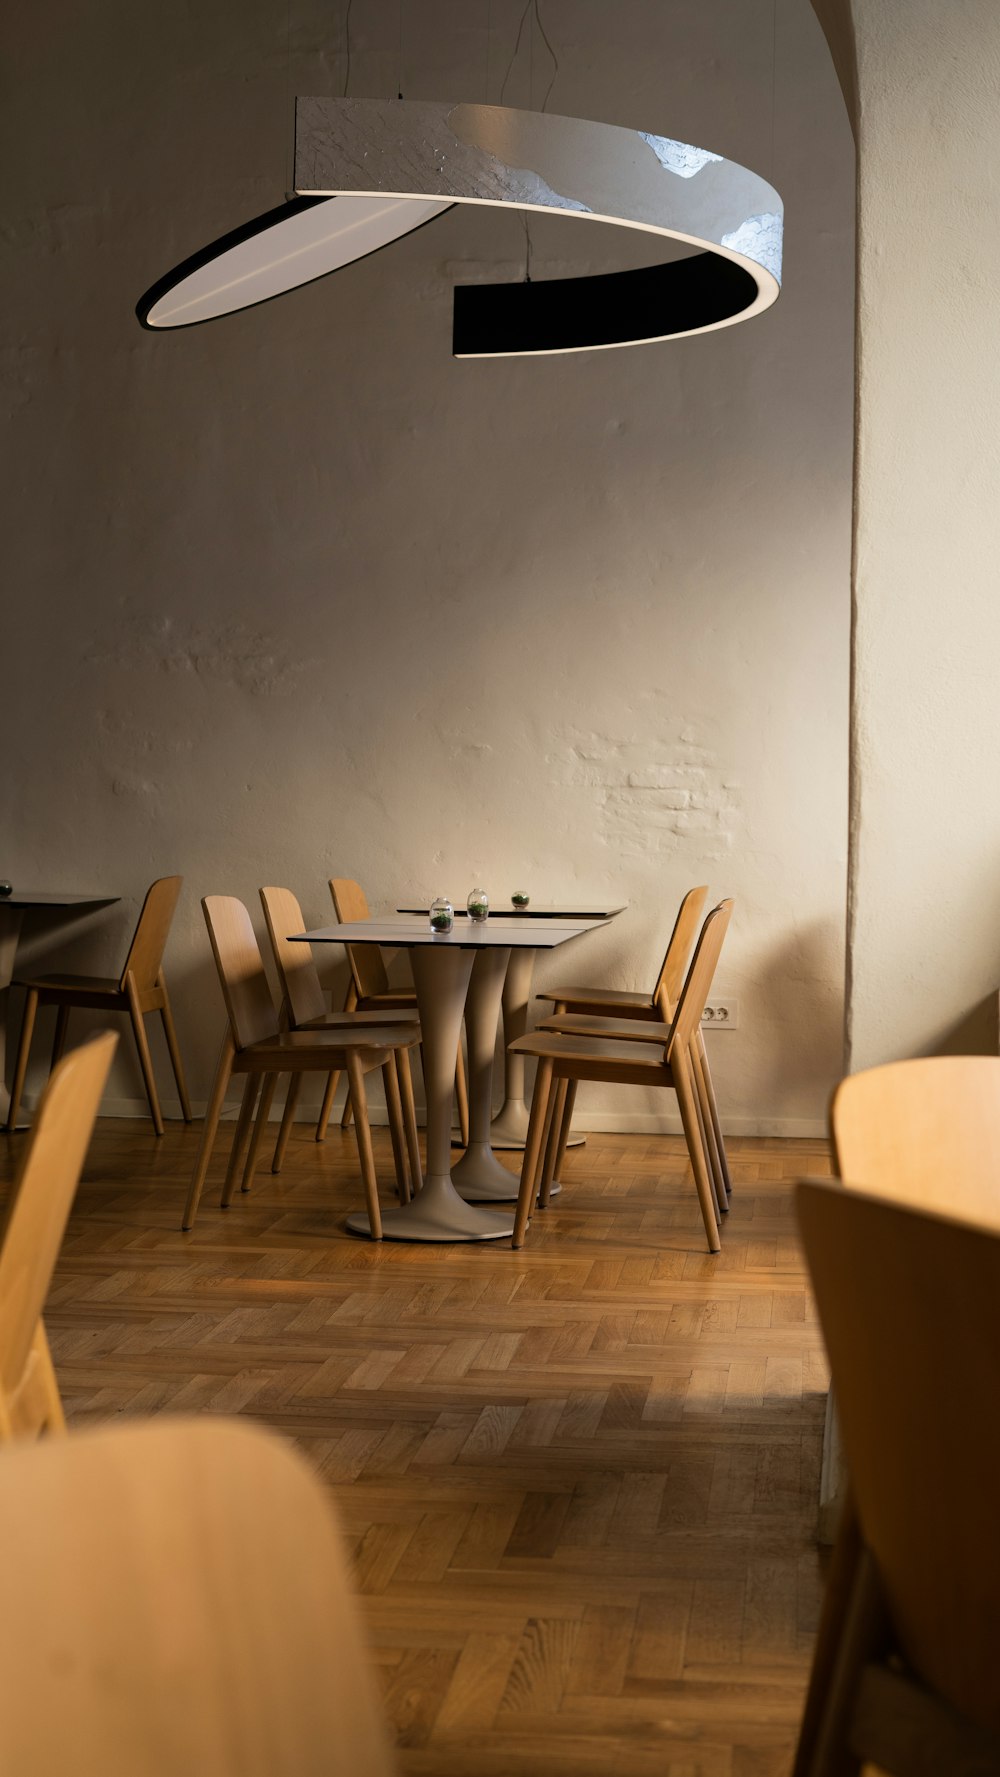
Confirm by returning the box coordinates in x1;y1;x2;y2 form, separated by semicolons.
95;1092;827;1140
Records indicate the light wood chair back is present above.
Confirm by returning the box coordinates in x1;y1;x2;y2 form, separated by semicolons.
666;899;734;1059
202;897;277;1051
796;1180;1000;1749
0;1031;116;1441
832;1055;1000;1228
330;877;390;998
0;1416;397;1775
118;875;183;993
651;884;708;1015
260;887;326;1027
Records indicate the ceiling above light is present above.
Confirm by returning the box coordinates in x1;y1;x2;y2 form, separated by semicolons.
137;99;783;355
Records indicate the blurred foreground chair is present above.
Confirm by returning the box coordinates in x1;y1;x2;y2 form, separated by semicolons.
260;885;421;1191
0;1031;115;1441
535;886;730;1212
0;1417;396;1776
793;1180;1000;1776
183;897;421;1236
6;875;190;1136
328;877;469;1146
832;1054;1000;1229
508;901;733;1251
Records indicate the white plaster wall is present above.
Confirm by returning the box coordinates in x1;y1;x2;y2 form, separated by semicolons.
1;0;853;1132
812;0;1000;1071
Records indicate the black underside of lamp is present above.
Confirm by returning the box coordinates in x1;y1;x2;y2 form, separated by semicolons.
452;251;759;356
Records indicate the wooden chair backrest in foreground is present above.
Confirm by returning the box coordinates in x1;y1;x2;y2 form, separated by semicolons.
330;876;391;999
793;1180;1000;1775
831;1054;1000;1228
0;1416;397;1776
260;884;328;1026
0;1030;116;1440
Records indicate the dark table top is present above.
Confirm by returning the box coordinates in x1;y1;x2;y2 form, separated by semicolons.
395;899;627;920
294;919;603;951
0;893;120;911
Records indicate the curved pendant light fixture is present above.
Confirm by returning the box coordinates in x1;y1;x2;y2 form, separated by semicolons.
136;99;782;356
136;193;452;329
294;99;783;357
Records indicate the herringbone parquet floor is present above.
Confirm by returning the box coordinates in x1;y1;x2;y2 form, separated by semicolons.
3;1118;834;1777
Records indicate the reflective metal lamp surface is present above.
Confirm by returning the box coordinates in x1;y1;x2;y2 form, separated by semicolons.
137;99;783;355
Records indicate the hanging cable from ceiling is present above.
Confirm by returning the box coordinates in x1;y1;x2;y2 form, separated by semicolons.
342;0;353;98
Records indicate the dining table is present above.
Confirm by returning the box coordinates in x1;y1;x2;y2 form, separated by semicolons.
0;891;120;1125
395;900;627;1149
292;917;604;1242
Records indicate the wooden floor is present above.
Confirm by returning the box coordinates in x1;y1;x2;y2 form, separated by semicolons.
5;1118;834;1776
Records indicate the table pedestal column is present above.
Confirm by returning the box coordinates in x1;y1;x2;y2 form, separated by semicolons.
0;906;25;1127
452;948;523;1203
346;943;513;1242
490;946;584;1151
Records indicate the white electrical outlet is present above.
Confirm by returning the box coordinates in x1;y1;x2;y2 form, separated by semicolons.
701;998;739;1029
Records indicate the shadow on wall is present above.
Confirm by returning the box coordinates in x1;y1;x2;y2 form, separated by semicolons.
753;918;846;1115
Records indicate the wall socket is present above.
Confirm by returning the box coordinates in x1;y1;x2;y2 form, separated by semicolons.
701;998;739;1029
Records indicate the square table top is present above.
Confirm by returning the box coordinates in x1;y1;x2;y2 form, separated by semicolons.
0;893;120;911
293;919;604;950
395;899;627;921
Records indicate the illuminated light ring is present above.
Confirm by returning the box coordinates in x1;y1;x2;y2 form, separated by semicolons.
136;193;453;330
294;98;784;357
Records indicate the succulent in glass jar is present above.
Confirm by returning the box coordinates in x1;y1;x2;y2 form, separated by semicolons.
467;888;489;922
510;891;530;909
429;895;454;934
0;881;12;898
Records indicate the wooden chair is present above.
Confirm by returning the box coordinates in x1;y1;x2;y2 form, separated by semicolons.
533;886;730;1212
508;901;733;1252
798;1053;1000;1760
832;1054;1000;1229
183;897;421;1237
326;876;469;1145
535;883;708;1020
0;1416;397;1775
793;1180;1000;1776
260;885;421;1191
0;1031;116;1441
6;875;191;1136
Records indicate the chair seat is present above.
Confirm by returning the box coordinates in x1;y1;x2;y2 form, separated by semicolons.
357;991;418;1012
240;1026;420;1070
539;1012;674;1045
509;1029;671;1074
16;973;122;998
301;1010;420;1031
535;984;657;1014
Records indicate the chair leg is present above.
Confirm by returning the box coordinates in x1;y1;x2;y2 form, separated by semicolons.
272;1074;303;1174
316;1070;338;1141
539;1078;568;1208
798;1537;889;1777
695;1029;732;1198
674;1050;722;1253
346;1052;382;1240
242;1072;279;1193
6;987;39;1132
322;980;358;1137
546;1077;578;1205
383;1056;410;1204
50;1005;70;1072
221;1076;259;1209
182;1033;235;1230
158;971;192;1122
454;1041;470;1147
125;973;163;1137
34;1323;67;1435
513;1057;554;1250
690;1037;727;1218
397;1046;423;1194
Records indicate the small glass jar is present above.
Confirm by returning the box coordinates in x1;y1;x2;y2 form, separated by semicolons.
467;888;489;923
429;896;454;934
511;890;530;909
0;881;12;899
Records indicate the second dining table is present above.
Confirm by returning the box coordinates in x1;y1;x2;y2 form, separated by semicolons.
292;916;604;1242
